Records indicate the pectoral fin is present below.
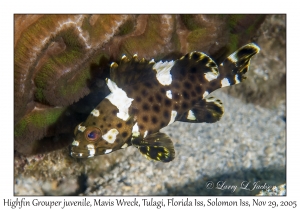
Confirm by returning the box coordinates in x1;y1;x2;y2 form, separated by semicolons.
177;96;224;123
132;132;175;162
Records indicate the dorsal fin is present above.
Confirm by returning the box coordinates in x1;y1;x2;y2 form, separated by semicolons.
170;51;219;81
109;54;157;89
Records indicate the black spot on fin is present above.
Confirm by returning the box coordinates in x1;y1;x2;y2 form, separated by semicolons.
177;96;224;123
219;43;260;85
110;55;157;89
131;132;175;162
171;51;219;81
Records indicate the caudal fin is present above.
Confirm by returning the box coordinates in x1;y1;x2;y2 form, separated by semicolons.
218;43;260;87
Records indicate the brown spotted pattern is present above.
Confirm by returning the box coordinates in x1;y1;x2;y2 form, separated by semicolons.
71;99;133;158
70;43;260;161
120;52;222;135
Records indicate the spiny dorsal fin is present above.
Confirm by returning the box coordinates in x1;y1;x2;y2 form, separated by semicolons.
176;96;224;123
131;132;175;162
218;43;260;85
109;54;157;89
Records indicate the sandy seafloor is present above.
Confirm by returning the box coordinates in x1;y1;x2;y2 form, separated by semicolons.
15;89;286;196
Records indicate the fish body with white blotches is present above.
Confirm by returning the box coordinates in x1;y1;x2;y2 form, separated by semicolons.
70;43;260;162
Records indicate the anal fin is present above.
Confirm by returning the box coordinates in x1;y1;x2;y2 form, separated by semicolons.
132;132;175;162
177;96;224;123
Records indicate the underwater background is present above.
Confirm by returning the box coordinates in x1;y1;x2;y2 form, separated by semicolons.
14;14;286;195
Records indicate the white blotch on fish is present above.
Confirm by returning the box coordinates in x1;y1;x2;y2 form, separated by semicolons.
121;143;128;149
166;90;172;99
168;110;177;125
204;72;218;81
235;74;240;84
87;144;95;149
221;78;230;87
102;128;119;144
105;149;112;154
78;125;86;132
88;149;95;157
187;110;196;120
106;79;134;121
91;109;100;117
153;60;175;85
203;91;209;98
132;122;140;138
72;140;79;146
144;130;148;138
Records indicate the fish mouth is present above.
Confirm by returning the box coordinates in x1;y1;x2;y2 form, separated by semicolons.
69;146;90;158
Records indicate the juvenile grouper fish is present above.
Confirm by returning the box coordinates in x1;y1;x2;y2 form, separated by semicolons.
70;43;260;162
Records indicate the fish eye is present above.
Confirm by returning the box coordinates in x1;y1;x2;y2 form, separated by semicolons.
85;127;102;141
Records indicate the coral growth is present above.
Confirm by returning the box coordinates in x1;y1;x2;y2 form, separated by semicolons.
14;14;266;156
